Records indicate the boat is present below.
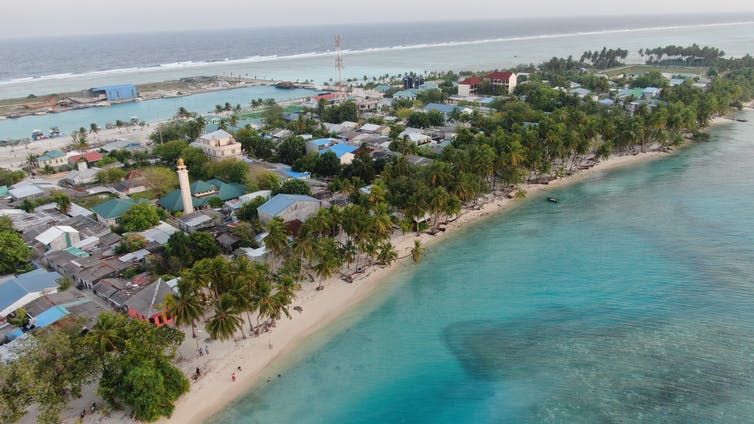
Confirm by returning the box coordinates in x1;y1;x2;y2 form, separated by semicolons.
547;197;559;203
31;130;47;141
275;81;296;89
49;127;61;138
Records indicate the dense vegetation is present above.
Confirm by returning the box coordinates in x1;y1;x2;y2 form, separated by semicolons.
0;314;187;423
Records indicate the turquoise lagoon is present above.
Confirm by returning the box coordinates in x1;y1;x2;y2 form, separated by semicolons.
212;113;754;423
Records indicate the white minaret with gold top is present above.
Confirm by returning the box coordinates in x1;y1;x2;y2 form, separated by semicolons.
177;158;194;214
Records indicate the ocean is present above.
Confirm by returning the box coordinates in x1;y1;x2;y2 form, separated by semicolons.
2;14;754;140
210;112;754;423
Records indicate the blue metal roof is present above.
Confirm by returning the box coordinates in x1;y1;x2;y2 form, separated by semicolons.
326;144;358;159
91;83;137;91
311;138;334;146
14;269;61;292
0;281;27;314
33;306;69;328
258;194;319;217
424;103;458;114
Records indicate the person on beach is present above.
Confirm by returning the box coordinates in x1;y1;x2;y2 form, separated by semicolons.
232;373;236;382
238;366;242;372
80;410;86;419
91;402;96;413
205;345;209;355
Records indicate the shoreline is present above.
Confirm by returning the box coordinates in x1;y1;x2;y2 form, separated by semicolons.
159;145;692;424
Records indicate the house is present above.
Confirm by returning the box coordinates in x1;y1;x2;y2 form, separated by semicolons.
36;150;67;169
324;144;359;165
306;138;338;155
217;232;241;252
642;87;662;98
423;103;459;116
90;198;149;226
190;129;243;161
488;71;518;94
269;128;293;141
458;72;517;96
61;163;101;186
571;87;593;99
8;181;45;201
113;170;149;195
175;209;223;233
0;269;62;318
100;140;145;153
418;82;438;91
358;123;390;136
138;221;180;245
90;84;138;101
159;178;247;213
398;129;432;145
393;89;418;100
457;76;484;97
68;151;103;167
257;194;322;224
34;226;80;252
124;279;175;327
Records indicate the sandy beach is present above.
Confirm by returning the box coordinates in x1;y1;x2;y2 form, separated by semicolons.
17;114;743;424
156;147;681;424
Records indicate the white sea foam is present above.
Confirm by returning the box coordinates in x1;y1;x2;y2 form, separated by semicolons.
1;20;753;87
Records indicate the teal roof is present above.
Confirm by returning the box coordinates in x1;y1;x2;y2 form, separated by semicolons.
160;179;247;212
206;179;247;201
393;89;417;99
0;185;8;197
158;189;213;212
90;198;148;220
190;180;217;195
64;246;90;258
38;150;66;162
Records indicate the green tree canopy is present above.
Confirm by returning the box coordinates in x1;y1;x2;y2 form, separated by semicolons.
278;136;307;165
121;203;162;232
274;179;312;196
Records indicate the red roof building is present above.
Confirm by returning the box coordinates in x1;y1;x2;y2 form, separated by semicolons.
488;71;514;83
68;151;103;166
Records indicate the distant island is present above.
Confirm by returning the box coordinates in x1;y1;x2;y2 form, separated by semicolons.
1;43;753;423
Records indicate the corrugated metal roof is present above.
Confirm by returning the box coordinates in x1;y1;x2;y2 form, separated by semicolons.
258;194;319;217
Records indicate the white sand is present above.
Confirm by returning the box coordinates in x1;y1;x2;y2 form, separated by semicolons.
157;149;676;424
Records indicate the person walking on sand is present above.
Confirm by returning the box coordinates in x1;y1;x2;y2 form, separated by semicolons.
232;373;236;382
205;345;209;355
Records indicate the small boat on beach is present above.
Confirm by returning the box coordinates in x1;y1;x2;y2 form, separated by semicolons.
547;197;559;203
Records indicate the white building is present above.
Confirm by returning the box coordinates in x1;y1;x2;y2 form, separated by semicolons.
191;129;243;161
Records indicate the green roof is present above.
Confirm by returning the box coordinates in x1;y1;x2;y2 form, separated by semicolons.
159;179;248;212
91;198;149;219
206;179;247;201
190;180;217;195
158;190;210;213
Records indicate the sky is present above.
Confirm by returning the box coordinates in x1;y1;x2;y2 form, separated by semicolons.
3;0;754;38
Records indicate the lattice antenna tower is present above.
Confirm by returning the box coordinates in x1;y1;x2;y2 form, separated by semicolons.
335;35;345;98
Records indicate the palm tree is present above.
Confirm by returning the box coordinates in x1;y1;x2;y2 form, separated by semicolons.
84;312;126;357
264;217;289;269
376;242;398;266
164;284;205;347
206;293;244;341
401;239;425;264
89;123;99;134
292;225;315;282
313;238;341;290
